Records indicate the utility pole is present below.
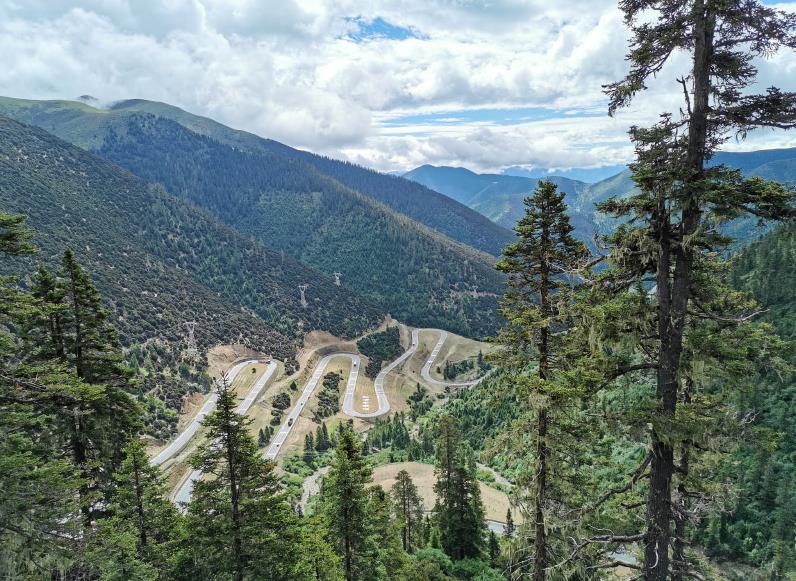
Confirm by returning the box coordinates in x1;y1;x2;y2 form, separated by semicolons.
184;321;197;353
298;285;308;308
333;272;342;286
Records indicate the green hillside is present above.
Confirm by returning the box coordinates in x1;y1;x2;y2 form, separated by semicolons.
0;115;383;359
0;96;514;257
0;99;505;337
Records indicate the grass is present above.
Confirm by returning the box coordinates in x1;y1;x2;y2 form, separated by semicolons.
370;461;519;524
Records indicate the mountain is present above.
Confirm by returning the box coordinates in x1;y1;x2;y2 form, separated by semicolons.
0;98;506;337
0;115;383;362
403;164;598;243
408;146;796;245
502;164;627;183
0;96;513;257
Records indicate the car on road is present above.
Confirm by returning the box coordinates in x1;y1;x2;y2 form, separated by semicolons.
288;418;293;426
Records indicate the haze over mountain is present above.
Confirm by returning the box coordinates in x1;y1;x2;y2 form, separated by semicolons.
407;146;796;244
0;97;507;337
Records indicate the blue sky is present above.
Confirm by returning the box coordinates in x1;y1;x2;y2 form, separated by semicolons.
2;1;796;179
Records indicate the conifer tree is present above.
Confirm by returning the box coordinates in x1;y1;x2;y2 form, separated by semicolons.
495;180;588;579
188;377;303;580
601;1;796;578
24;251;140;523
91;439;184;578
321;424;377;581
433;414;486;560
391;469;425;553
504;508;515;540
305;432;316;464
0;214;84;574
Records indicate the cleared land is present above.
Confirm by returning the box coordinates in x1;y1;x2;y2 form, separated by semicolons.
370;461;519;524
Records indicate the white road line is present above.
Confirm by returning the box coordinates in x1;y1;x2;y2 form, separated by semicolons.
151;359;255;467
418;328;487;388
343;330;419;419
265;354;360;460
173;361;278;507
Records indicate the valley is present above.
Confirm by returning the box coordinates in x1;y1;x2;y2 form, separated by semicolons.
155;323;496;505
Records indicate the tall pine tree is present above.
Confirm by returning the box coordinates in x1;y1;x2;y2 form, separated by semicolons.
601;1;796;577
495;180;589;579
188;377;304;580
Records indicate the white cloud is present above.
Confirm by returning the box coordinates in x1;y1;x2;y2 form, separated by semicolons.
2;0;796;173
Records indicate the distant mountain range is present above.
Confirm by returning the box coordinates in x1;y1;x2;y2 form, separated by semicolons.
0;96;509;337
406;147;796;244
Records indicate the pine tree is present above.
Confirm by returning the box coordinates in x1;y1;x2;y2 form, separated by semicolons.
504;509;515;539
433;414;486;560
367;486;412;579
600;2;796;577
495;180;588;580
90;439;184;578
305;432;316;464
488;530;500;568
391;469;425;553
23;251;140;523
188;377;304;580
321;425;375;581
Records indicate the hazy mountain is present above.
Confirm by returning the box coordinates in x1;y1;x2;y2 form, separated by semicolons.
408;147;796;245
502;164;627;183
403;164;598;244
0;115;383;361
0;98;506;337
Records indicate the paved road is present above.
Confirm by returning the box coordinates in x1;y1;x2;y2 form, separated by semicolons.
151;359;255;467
173;360;278;506
418;329;486;388
265;353;360;460
343;330;420;418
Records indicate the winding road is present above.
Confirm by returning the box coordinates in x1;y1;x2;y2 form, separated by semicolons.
151;359;258;467
264;353;361;460
173;360;278;506
264;328;486;462
160;327;487;506
419;329;484;388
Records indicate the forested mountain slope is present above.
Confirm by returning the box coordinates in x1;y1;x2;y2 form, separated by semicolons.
0;116;383;360
698;222;796;569
0;97;506;337
0;96;514;257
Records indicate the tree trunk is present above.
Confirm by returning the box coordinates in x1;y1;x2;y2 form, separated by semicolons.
534;221;551;580
533;407;548;581
644;2;713;578
226;423;244;581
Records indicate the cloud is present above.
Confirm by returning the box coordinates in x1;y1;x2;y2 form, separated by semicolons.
2;0;796;173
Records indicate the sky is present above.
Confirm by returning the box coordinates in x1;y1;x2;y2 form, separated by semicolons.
2;1;796;179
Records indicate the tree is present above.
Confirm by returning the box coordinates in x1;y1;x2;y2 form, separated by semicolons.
391;470;425;553
28;253;140;521
322;425;376;581
504;509;514;540
488;531;500;568
90;439;184;579
433;414;486;560
603;1;796;577
495;180;588;580
188;377;304;580
305;432;316;464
